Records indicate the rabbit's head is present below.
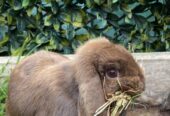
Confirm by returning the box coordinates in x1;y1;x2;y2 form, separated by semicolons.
75;37;145;102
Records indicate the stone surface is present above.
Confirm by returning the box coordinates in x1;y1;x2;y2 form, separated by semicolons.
133;52;170;106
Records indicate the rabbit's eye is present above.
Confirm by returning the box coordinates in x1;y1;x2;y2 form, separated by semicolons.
106;68;118;78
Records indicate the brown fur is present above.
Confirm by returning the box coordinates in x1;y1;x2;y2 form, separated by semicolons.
7;37;145;116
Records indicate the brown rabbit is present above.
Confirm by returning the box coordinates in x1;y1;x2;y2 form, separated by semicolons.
7;37;145;116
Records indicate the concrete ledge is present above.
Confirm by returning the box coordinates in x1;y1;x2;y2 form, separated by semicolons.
1;52;170;64
0;52;170;115
133;52;170;60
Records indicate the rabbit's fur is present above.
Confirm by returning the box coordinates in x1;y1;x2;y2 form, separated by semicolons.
7;38;145;116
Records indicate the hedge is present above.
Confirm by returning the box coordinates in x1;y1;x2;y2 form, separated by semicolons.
0;0;170;56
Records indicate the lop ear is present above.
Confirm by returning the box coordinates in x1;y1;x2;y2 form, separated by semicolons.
75;57;105;116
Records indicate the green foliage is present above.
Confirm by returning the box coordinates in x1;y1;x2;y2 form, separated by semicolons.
0;77;8;116
0;59;10;116
0;0;170;55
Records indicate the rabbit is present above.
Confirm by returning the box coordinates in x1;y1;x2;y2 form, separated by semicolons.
6;37;145;116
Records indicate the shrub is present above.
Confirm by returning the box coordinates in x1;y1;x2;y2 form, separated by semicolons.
0;0;170;55
0;77;8;116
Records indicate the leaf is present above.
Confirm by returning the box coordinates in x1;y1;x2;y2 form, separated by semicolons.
72;11;84;27
53;19;60;32
61;23;75;40
16;18;26;31
61;39;69;46
10;47;21;56
94;0;105;5
76;28;88;36
92;18;107;29
165;30;170;39
118;18;125;25
141;33;149;42
121;3;131;13
164;16;170;23
86;0;94;8
113;6;124;18
45;0;51;3
59;11;71;23
165;40;169;50
35;33;49;45
103;26;116;39
26;8;32;16
0;35;9;47
136;10;152;18
128;2;140;10
125;16;135;24
159;0;165;4
7;14;13;25
31;7;38;16
112;0;118;3
51;1;58;14
0;25;8;37
0;46;8;53
135;42;143;50
71;40;82;50
41;0;51;7
138;0;146;5
0;0;4;7
63;47;72;54
133;14;147;29
44;14;52;26
11;36;30;56
63;0;72;5
0;16;6;24
22;0;30;7
45;36;58;50
147;15;155;22
75;28;89;40
13;0;22;10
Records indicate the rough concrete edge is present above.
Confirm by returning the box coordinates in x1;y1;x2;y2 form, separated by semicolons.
0;52;170;65
132;52;170;61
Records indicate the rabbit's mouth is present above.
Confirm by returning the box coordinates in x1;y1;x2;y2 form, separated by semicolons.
121;83;144;96
102;75;145;98
119;76;145;96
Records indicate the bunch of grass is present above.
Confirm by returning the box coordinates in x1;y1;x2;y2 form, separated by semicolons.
94;91;133;116
94;76;141;116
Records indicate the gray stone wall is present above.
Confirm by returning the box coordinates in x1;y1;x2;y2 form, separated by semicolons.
133;52;170;106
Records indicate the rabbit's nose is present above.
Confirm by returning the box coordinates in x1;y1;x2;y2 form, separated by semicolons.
120;76;145;95
138;81;145;91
